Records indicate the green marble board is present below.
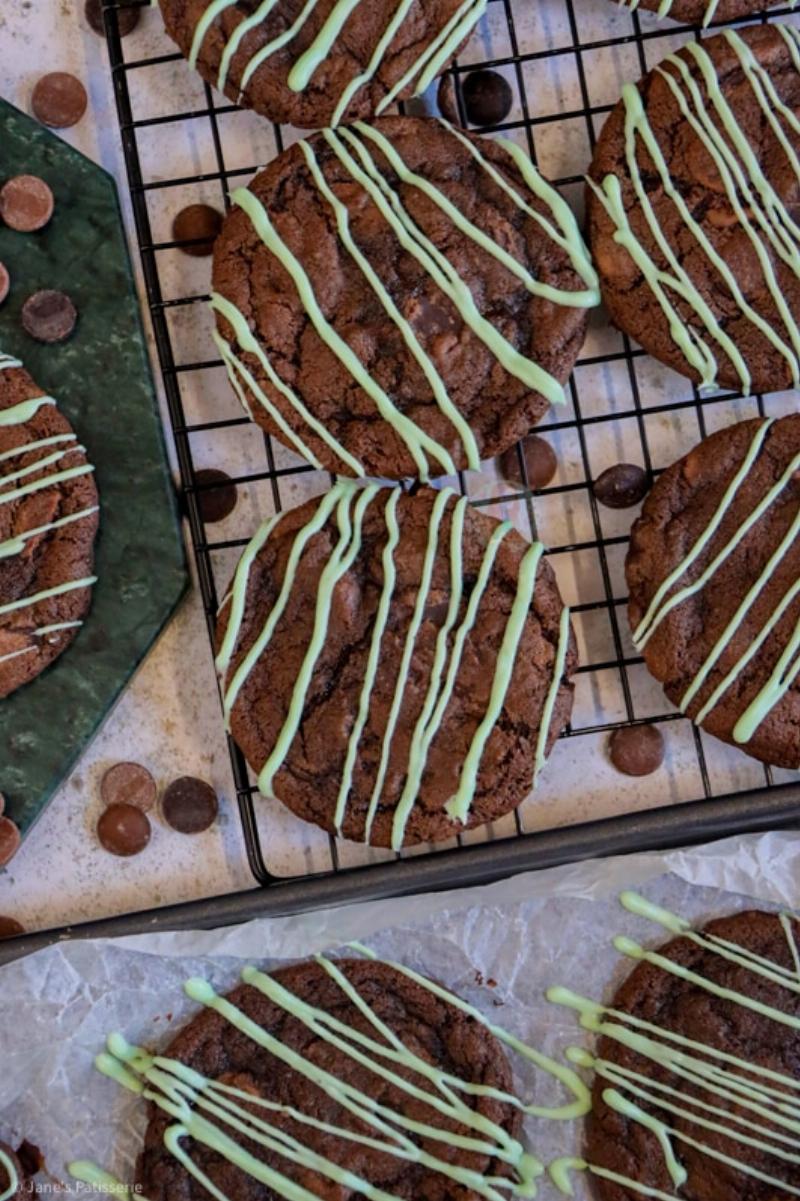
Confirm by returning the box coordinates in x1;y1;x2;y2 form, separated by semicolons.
0;98;188;837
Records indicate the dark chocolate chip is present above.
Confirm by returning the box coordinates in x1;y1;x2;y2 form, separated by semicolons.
0;175;54;233
97;803;151;856
21;290;77;344
31;72;88;129
101;762;157;812
608;724;665;776
462;70;513;127
498;434;558;490
162;776;219;834
0;817;20;868
0;263;9;306
0;917;24;940
172;203;224;257
593;462;649;509
16;1141;44;1178
194;468;238;523
85;0;141;37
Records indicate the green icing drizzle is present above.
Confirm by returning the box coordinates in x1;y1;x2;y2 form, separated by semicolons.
0;1149;18;1201
0;396;55;426
376;0;487;114
0;355;22;373
331;0;417;127
287;0;362;93
548;891;800;1197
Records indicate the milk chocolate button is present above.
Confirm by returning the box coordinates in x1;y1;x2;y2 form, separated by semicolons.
21;290;77;343
162;776;219;834
0;175;54;233
0;917;24;940
85;0;141;37
101;761;157;812
31;73;88;129
609;723;665;776
593;463;649;509
499;434;557;490
0;263;9;306
97;802;152;856
462;69;513;127
172;204;223;257
195;468;238;523
0;817;21;868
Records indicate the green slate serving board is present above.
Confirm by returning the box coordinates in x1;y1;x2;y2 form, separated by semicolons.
0;97;188;837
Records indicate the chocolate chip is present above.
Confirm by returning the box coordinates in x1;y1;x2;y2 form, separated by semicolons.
85;0;141;36
21;290;77;343
31;73;88;129
172;204;223;257
162;776;219;834
0;175;54;233
0;817;20;868
593;463;649;509
101;762;157;812
97;803;151;856
609;724;665;777
0;916;24;940
499;434;557;490
0;263;9;306
16;1141;44;1178
462;70;513;127
194;468;238;523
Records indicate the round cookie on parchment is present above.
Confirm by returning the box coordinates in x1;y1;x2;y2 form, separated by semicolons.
137;957;521;1201
588;23;800;396
585;909;800;1200
211;115;598;481
0;356;99;699
214;481;576;848
158;0;487;129
626;413;800;770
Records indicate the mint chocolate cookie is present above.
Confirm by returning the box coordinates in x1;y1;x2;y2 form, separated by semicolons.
211;116;598;481
214;481;576;848
0;354;99;699
626;414;800;769
589;24;800;396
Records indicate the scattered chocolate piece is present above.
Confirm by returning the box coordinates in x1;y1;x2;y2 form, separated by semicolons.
16;1140;44;1177
609;723;665;776
101;762;157;813
0;263;9;306
85;0;141;36
21;290;77;344
462;69;513;127
498;434;557;490
0;175;54;233
194;467;238;523
31;72;88;129
97;802;151;856
172;203;223;257
162;776;219;834
0;1141;22;1197
0;916;24;940
0;817;20;868
593;462;649;509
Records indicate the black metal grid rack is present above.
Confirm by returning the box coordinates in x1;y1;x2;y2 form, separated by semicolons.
7;0;799;961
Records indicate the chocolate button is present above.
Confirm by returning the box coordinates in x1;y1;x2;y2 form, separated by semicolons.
31;73;88;129
609;724;665;776
0;818;20;868
85;0;141;36
499;434;557;490
162;776;219;834
101;762;157;812
0;917;24;939
593;463;650;509
462;70;513;127
0;175;54;233
172;204;223;257
21;290;77;343
194;468;238;523
97;803;151;856
0;263;9;306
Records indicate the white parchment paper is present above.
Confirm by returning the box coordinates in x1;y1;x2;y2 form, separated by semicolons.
3;828;800;1197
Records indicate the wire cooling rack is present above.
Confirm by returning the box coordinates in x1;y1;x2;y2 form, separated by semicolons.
69;0;800;937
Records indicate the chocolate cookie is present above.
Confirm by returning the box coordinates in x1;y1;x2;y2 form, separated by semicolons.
584;908;800;1200
136;957;523;1201
616;0;787;26
212;115;598;481
626;414;800;770
215;480;576;848
0;354;99;699
158;0;487;129
589;24;800;396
